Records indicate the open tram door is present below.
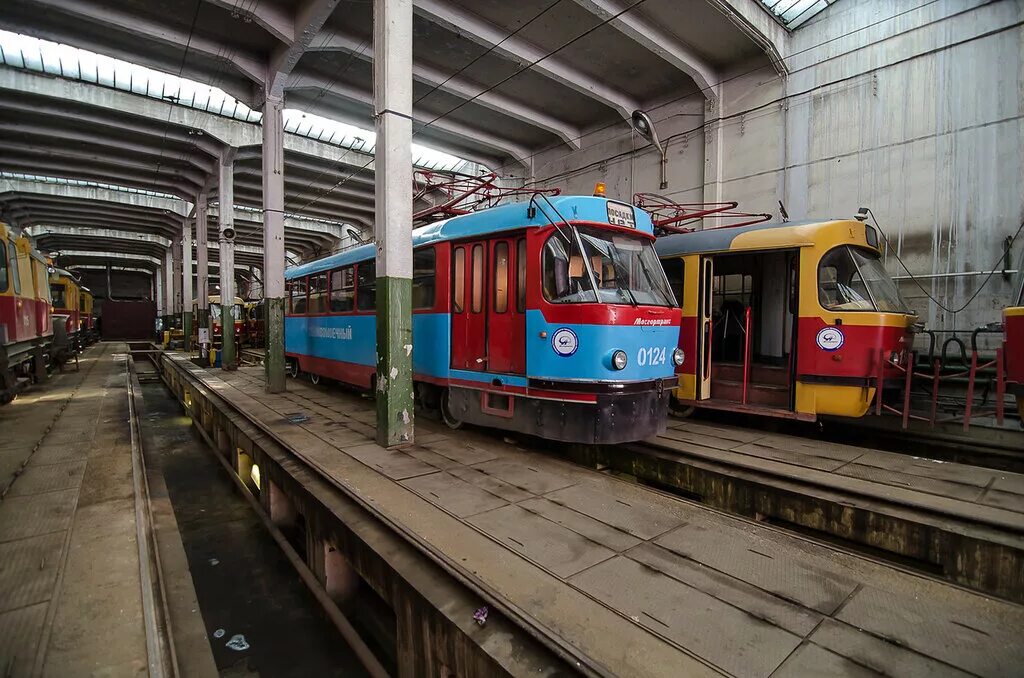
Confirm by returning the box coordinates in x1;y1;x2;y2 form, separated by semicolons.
697;256;714;399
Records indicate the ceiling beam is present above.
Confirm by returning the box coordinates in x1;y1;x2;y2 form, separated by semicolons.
306;29;582;149
413;0;639;121
569;0;717;97
0;121;215;175
266;0;342;101
287;81;525;168
27;0;266;91
200;0;295;44
0;159;195;198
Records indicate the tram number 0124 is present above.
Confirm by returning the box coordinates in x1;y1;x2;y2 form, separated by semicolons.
636;346;667;366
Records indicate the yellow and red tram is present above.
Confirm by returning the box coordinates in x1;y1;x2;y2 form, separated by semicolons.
655;218;917;420
1;224;54;403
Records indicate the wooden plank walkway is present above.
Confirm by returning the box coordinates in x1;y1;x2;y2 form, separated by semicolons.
171;357;1024;678
657;419;1024;535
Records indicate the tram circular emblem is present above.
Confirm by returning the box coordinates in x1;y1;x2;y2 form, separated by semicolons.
815;326;845;351
551;327;579;357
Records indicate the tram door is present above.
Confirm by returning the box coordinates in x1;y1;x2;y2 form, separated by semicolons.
450;242;488;370
486;237;526;373
450;238;527;373
697;256;714;399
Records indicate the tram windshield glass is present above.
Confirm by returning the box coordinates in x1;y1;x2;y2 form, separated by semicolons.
543;226;676;307
210;303;242;322
819;246;909;313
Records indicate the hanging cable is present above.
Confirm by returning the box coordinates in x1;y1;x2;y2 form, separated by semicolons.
867;208;1023;315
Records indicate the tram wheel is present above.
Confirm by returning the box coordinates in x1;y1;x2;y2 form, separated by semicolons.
440;388;463;430
309;372;320;385
287;360;300;378
669;398;695;419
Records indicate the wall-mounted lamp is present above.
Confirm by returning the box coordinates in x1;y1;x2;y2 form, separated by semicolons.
631;110;668;190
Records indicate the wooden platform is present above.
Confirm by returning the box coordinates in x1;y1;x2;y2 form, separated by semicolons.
658;419;1024;527
163;355;1024;677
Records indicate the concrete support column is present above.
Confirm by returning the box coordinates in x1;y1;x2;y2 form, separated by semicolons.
219;151;237;370
373;0;415;447
262;95;287;392
155;267;164;317
163;250;173;332
196;193;210;356
702;87;725;221
182;217;194;351
172;238;182;330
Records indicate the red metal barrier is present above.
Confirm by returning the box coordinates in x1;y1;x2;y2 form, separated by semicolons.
741;307;751;405
873;346;1007;430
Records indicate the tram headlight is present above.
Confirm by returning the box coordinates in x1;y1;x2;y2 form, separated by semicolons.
673;348;685;366
611;350;628;370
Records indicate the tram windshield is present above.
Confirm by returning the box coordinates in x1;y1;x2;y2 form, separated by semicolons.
819;246;910;313
210;304;242;321
543;226;676;307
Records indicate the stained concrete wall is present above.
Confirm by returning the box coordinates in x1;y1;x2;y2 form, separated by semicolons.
531;0;1024;334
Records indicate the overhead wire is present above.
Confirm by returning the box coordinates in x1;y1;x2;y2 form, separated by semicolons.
487;0;951;180
289;0;651;215
868;209;1024;316
283;1;569;214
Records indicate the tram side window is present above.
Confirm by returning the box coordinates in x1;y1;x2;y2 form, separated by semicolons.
471;244;484;313
308;274;328;314
357;261;376;311
661;258;684;307
330;267;355;312
0;240;7;293
290;280;308;314
453;247;466;313
51;283;66;309
516;238;526;313
494;242;509;313
412;247;436;310
9;245;21;295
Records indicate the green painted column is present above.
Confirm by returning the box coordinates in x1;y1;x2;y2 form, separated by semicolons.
265;297;286;391
219;150;237;371
375;277;414;446
182;311;193;353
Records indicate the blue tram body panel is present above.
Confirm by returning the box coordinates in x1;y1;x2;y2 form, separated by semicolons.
524;311;679;383
286;313;452;379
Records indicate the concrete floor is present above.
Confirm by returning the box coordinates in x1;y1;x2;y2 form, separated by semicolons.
0;343;148;677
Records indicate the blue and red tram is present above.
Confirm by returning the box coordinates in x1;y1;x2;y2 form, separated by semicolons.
285;195;683;444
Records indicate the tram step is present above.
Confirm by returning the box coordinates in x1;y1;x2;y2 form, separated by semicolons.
712;362;790;386
710;379;790;408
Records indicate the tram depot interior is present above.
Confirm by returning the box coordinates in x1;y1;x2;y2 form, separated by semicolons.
1;1;1023;677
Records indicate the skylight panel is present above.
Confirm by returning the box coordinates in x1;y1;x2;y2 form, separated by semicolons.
759;0;838;29
0;30;476;173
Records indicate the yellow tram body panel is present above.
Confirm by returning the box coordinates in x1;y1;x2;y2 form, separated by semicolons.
656;219;917;420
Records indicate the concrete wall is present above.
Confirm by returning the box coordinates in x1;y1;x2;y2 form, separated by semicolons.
531;0;1024;333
